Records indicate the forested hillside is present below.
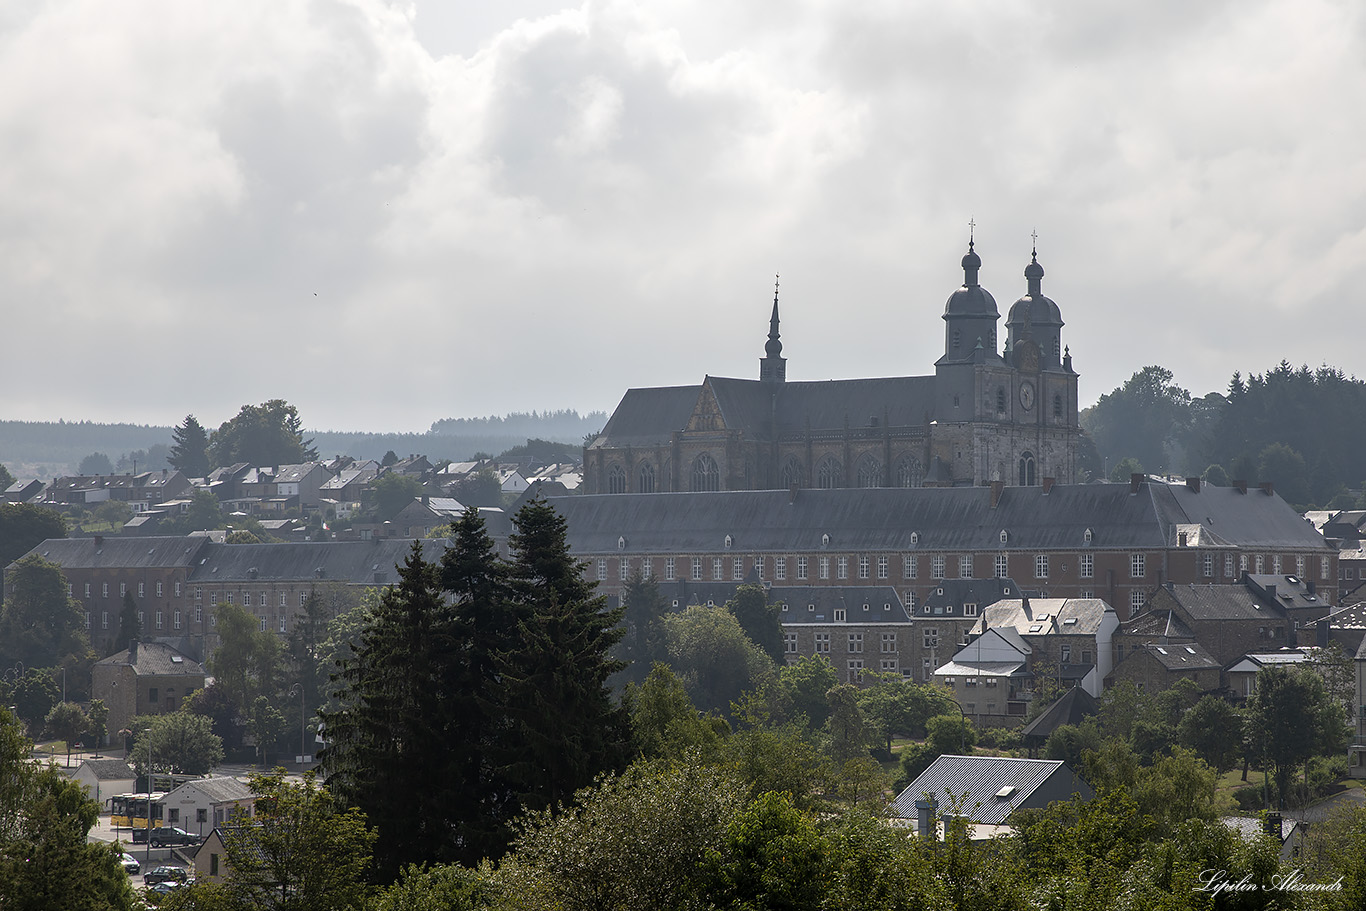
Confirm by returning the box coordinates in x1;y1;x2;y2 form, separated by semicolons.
1082;362;1366;510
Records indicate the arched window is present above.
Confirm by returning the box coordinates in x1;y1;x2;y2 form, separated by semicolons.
607;464;627;494
637;461;656;494
856;454;882;488
952;328;961;350
996;387;1006;412
894;454;923;488
1018;451;1036;487
1053;393;1063;418
692;453;720;492
816;455;843;489
1052;337;1061;361
781;455;804;489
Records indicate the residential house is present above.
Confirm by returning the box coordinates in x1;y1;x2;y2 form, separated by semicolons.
91;640;207;739
270;462;330;513
1019;686;1099;757
1222;814;1305;863
969;596;1118;696
159;777;256;840
3;479;45;503
1225;648;1310;700
934;628;1032;725
891;754;1093;834
1106;641;1222;693
70;758;137;809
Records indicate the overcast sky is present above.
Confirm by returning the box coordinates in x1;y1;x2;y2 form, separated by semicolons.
2;0;1362;433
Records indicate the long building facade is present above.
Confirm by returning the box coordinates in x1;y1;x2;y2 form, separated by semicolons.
583;241;1082;494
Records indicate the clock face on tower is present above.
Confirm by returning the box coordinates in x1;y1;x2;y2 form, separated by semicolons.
1019;381;1036;411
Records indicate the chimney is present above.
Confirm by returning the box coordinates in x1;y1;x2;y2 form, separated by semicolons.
1264;812;1283;841
421;495;429;506
1260;481;1274;496
1186;477;1201;493
1234;480;1248;494
128;639;138;663
1177;532;1188;547
93;535;104;548
1307;579;1316;595
915;796;939;840
990;480;1004;509
1041;477;1055;494
1165;580;1174;593
1021;593;1032;618
1130;473;1143;494
1266;583;1276;600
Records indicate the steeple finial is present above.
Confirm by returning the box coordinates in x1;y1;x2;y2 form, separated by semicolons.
961;222;981;286
1024;232;1044;295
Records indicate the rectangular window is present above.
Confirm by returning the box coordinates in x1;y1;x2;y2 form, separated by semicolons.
280;617;288;633
1130;590;1146;613
137;611;144;625
923;627;939;649
666;557;676;581
85;611;91;629
959;554;973;578
259;617;267;632
733;557;744;581
994;554;1008;579
641;559;653;580
1035;555;1049;579
195;607;202;624
848;632;863;653
963;602;978;617
157;581;164;597
1080;553;1094;579
858;555;869;579
196;808;207;824
85;583;91;598
596;559;607;581
837;556;848;579
815;632;830;653
904;555;917;580
280;592;287;607
1226;554;1235;578
174;610;182;630
195;587;202;601
120;582;127;597
1061;644;1072;662
1322;556;1331;579
1202;553;1213;578
102;582;109;598
148;687;159;703
1273;556;1282;575
168;808;179;824
931;555;945;579
259;593;267;607
1130;554;1145;578
784;633;797;654
881;659;898;672
101;611;108;629
174;582;181;597
225;593;233;604
906;591;917;611
877;555;888;579
620;559;630;581
847;660;863;682
1296;555;1306;577
833;608;847;622
775;557;787;581
819;557;830;580
712;557;723;581
155;611;163;630
797;557;808;580
1255;555;1264;574
881;632;897;653
691;557;702;581
754;557;763;580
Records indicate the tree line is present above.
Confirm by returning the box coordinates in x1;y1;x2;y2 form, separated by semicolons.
1082;362;1366;509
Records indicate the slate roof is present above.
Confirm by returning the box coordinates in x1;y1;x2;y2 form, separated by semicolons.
94;640;205;677
18;536;210;570
919;578;1023;614
187;539;453;585
590;385;701;448
1244;574;1329;611
1134;641;1221;671
974;598;1111;637
272;463;322;484
1020;687;1099;743
1151;584;1290;622
80;758;136;780
771;586;909;623
1120;609;1196;640
892;755;1093;825
549;480;1328;556
1227;650;1309;673
167;776;253;804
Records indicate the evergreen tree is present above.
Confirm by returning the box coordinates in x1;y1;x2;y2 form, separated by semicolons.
614;570;669;685
113;592;140;656
494;497;631;813
321;542;451;880
167;414;211;477
725;582;784;664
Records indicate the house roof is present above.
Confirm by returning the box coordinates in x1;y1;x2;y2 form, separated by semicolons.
166;776;253;804
920;578;1023;612
1020;686;1100;743
1150;584;1290;623
187;538;454;585
94;640;205;677
1119;609;1196;640
1133;641;1221;671
975;598;1112;637
1226;649;1309;674
272;463;323;484
892;754;1093;825
19;536;211;570
548;480;1329;556
79;758;136;780
1243;574;1328;611
935;660;1024;677
770;586;910;623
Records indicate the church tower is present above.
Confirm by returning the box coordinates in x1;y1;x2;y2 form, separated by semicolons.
759;275;786;384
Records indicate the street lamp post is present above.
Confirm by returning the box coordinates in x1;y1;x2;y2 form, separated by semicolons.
290;683;306;768
145;733;153;870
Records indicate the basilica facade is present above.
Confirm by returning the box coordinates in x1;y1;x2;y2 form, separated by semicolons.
583;239;1082;494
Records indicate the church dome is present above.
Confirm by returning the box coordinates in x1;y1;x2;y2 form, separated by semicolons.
1007;294;1062;326
943;239;999;317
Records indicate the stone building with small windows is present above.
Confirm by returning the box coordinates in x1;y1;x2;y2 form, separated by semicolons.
583;239;1082;495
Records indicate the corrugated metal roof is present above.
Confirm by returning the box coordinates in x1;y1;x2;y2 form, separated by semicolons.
892;755;1086;825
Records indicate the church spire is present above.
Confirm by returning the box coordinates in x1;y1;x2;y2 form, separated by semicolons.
760;273;787;383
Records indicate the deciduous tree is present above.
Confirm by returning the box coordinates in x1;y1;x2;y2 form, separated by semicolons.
208;400;317;469
0;502;66;571
0;554;90;670
130;710;224;776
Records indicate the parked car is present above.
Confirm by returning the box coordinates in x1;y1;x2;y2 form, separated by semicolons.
143;866;189;886
119;853;140;875
144;882;184;905
150;826;201;847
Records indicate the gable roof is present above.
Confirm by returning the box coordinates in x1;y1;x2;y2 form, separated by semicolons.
19;536;211;571
1120;609;1196;640
1131;641;1221;671
94;640;205;676
166;776;253;804
590;385;702;448
1150;584;1290;623
186;538;454;585
892;754;1093;825
78;758;136;780
1020;687;1100;743
976;598;1112;637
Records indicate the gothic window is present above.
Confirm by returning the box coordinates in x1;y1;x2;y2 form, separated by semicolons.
894;454;923;488
1053;393;1063;418
637;461;656;494
856;454;882;488
692;453;720;492
780;455;804;489
1017;451;1036;487
816;455;843;489
607;464;627;494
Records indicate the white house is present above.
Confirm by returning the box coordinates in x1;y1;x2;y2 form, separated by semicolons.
158;777;256;840
70;758;137;810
